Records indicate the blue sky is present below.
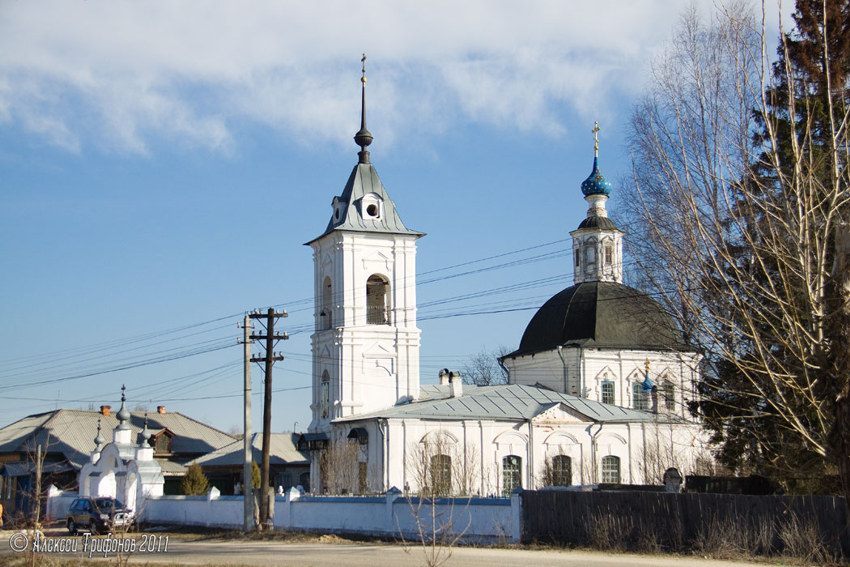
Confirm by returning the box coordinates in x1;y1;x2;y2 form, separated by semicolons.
0;1;786;435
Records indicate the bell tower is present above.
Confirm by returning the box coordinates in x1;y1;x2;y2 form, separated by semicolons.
306;56;423;434
570;122;624;284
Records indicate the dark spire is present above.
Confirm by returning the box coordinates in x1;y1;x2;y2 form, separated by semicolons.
354;53;373;164
94;418;104;449
139;412;152;446
116;384;131;429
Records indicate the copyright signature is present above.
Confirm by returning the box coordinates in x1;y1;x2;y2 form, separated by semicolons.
8;532;29;552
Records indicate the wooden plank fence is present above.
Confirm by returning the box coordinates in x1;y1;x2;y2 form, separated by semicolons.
522;490;849;559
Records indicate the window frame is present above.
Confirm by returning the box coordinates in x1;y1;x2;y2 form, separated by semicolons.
632;382;649;411
601;380;615;405
551;455;572;486
601;455;621;484
430;454;452;496
502;455;522;496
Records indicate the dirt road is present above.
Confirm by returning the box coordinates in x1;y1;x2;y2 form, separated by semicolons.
0;530;772;567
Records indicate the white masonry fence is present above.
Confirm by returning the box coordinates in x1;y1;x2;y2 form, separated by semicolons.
45;486;521;543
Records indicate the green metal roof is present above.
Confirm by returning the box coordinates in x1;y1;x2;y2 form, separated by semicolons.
337;384;685;424
307;162;423;245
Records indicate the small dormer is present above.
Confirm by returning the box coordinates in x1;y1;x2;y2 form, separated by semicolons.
331;196;346;225
150;428;175;455
359;193;383;221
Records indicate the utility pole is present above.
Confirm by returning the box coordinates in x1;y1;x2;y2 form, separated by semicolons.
238;315;254;531
34;443;42;528
249;307;288;529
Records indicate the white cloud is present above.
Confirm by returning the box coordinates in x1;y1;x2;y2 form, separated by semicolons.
0;0;786;154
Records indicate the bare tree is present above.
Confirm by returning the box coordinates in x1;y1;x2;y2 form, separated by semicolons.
400;494;469;567
639;426;715;485
402;431;474;567
319;437;361;495
619;1;850;492
538;453;569;488
461;347;510;386
407;431;480;496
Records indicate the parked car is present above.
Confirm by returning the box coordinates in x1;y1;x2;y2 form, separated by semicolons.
66;497;132;534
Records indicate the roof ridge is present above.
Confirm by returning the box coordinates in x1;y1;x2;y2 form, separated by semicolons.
142;411;236;439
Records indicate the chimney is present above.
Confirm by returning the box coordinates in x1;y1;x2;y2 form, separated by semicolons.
100;406;111;417
449;371;463;398
438;368;450;386
157;406;166;415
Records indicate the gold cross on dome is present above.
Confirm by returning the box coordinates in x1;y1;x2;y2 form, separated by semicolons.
361;53;367;84
592;121;600;156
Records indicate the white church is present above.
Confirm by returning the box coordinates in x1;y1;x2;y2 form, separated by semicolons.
301;64;711;496
78;386;164;513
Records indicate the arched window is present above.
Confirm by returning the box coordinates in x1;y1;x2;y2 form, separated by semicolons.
430;454;452;496
663;381;676;411
632;382;649;411
321;371;330;419
601;381;615;405
604;244;613;265
321;277;333;329
502;455;522;496
366;274;390;324
552;455;572;486
601;455;620;484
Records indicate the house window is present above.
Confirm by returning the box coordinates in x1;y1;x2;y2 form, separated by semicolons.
604;245;613;265
601;381;615;405
601;455;620;484
321;277;333;329
366;274;390;325
321;372;330;419
632;382;649;411
574;249;580;269
502;455;522;496
552;455;572;486
663;381;675;410
430;454;452;496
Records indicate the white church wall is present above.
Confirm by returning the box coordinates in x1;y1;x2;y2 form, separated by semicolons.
363;414;711;495
507;347;701;420
505;349;582;395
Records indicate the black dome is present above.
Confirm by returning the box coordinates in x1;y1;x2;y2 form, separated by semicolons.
577;215;619;230
508;281;686;357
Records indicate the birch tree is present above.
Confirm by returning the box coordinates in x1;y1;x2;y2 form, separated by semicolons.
620;0;850;492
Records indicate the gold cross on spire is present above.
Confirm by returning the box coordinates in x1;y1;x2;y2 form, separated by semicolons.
361;53;367;84
592;121;600;157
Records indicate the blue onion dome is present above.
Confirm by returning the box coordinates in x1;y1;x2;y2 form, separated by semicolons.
581;156;612;196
